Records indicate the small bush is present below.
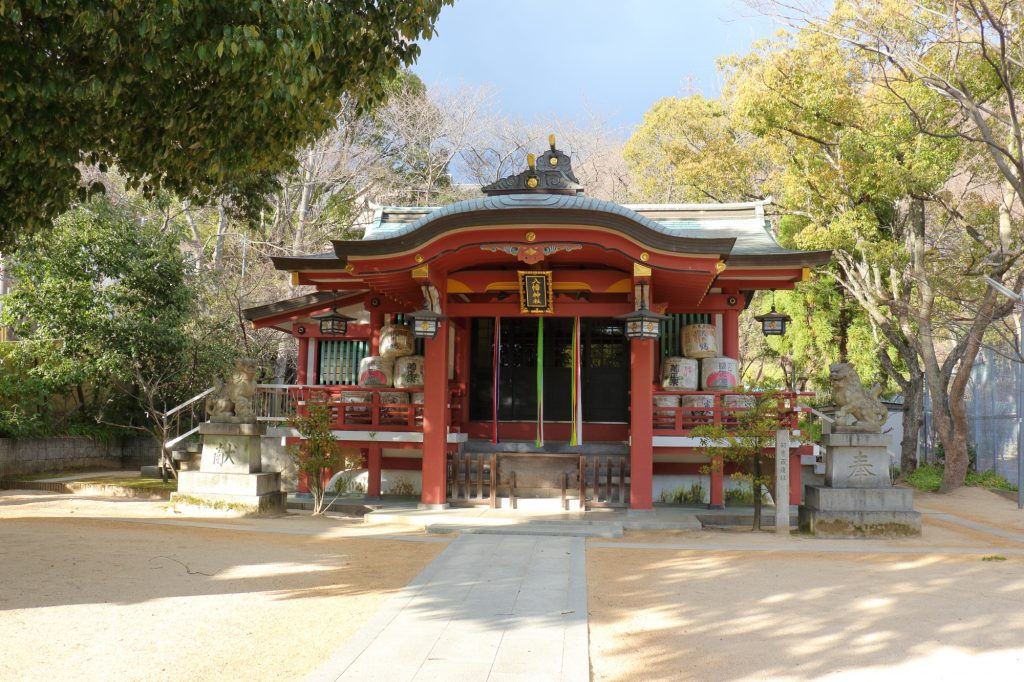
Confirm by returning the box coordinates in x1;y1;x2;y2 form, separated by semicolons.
905;464;1018;492
385;476;416;497
724;487;755;505
658;482;706;505
966;470;1018;492
905;465;943;492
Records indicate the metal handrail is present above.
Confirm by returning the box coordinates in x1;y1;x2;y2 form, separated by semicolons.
165;386;214;419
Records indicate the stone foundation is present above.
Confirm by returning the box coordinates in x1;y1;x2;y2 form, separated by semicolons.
799;432;920;537
170;422;286;516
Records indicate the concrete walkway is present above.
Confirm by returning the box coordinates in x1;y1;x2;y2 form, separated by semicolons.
308;534;589;682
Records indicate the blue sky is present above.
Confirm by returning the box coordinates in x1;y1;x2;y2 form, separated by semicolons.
413;0;779;134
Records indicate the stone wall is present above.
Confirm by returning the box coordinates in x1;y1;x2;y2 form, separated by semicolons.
0;437;161;477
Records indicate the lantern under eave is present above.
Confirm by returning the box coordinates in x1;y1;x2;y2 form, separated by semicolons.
754;306;791;337
313;309;354;336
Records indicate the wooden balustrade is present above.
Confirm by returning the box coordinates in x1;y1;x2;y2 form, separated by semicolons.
651;390;808;436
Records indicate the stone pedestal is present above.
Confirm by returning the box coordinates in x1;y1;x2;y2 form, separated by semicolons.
170;422;287;515
799;432;920;537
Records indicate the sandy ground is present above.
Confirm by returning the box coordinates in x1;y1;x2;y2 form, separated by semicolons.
0;491;446;682
587;487;1024;681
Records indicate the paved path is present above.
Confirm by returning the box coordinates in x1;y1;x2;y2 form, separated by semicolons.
308;534;589;682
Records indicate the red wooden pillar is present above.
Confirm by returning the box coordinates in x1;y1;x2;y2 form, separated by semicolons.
421;317;450;508
710;455;725;509
629;337;655;510
722;305;739;360
369;309;384;355
296;336;310;384
367;445;383;497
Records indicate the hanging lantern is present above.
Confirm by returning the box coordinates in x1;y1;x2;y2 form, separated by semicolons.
618;280;668;340
754;291;792;337
313;296;355;336
407;284;446;339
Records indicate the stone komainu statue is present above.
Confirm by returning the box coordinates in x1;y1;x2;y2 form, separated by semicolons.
206;359;260;423
829;362;888;432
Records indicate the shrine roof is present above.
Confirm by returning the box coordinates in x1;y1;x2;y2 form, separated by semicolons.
358;196;828;267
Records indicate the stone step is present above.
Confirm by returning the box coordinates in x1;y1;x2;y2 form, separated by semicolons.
426;521;624;538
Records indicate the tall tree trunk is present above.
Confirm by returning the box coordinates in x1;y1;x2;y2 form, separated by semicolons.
899;374;924;477
212;200;228;271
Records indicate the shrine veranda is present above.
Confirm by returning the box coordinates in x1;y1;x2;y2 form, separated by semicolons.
243;142;831;510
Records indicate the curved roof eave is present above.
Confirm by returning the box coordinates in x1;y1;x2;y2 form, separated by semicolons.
333;193;737;259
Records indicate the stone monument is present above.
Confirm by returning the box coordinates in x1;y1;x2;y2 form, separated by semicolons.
170;359;287;515
798;363;921;537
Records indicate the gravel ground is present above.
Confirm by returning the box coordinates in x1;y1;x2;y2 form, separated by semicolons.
0;491;446;682
587;487;1024;681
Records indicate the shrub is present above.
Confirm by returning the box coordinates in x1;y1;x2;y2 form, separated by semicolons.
658;482;706;505
905;465;943;492
384;477;416;497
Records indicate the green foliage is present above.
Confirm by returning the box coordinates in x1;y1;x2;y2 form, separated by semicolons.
905;465;944;492
289;393;354;514
384;477;417;497
0;198;237;440
693;392;784;530
0;0;451;248
658;482;706;505
724;486;755;506
966;470;1018;492
906;464;1017;492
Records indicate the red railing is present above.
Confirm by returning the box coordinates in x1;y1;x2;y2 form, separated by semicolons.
289;385;464;432
651;390;810;436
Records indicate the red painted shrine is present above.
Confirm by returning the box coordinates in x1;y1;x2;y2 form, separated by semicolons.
243;138;830;510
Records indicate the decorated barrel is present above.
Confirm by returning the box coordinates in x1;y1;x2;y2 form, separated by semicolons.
680;393;716;420
393;355;425;388
653;393;681;420
379;324;415;359
682;323;719;359
340;390;371;416
700;357;739;391
380;391;408;420
661;356;699;390
358;356;394;387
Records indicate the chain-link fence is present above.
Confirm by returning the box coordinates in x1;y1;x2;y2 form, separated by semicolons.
965;347;1023;481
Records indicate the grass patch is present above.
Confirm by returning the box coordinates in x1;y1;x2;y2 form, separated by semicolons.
905;465;944;492
7;468;109;481
78;476;177;492
905;464;1018;492
982;555;1007;562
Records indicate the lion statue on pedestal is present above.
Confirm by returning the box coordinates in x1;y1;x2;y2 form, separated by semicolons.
829;362;887;433
205;359;260;423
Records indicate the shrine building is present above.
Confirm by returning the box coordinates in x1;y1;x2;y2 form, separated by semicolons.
243;137;830;510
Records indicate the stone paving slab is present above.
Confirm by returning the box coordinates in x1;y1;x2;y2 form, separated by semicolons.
307;534;589;682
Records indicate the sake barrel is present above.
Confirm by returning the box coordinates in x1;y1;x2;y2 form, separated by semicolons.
340;390;371;415
680;393;716;420
393;355;425;388
682;323;719;359
380;391;408;419
661;356;699;390
700;357;739;391
358;356;394;388
653;393;681;420
379;324;414;359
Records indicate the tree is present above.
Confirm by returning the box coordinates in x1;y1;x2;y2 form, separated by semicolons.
0;0;451;249
693;393;787;531
0;198;236;468
759;0;1024;489
289;393;355;515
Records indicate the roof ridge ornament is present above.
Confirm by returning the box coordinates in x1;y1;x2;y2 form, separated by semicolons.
481;134;584;196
